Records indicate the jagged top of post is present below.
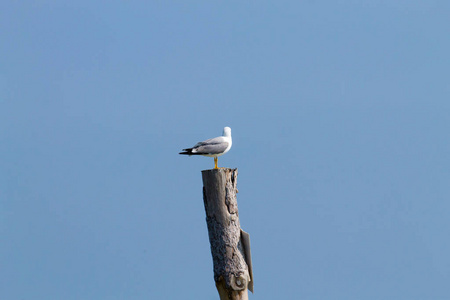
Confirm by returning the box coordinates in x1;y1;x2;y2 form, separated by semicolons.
201;168;237;174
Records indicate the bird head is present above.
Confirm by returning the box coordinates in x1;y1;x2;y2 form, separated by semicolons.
223;127;231;137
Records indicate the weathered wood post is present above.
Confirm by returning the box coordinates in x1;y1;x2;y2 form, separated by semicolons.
202;168;253;300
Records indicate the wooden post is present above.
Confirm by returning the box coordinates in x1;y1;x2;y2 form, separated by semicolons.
202;168;253;300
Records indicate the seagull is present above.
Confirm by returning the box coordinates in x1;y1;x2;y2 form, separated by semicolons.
179;127;232;169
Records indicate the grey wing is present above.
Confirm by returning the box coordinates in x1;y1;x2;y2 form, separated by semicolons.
194;141;229;154
194;136;224;147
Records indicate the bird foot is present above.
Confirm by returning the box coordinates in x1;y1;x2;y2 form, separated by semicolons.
214;157;218;169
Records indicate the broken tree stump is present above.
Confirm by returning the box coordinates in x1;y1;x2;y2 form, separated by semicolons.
202;168;253;300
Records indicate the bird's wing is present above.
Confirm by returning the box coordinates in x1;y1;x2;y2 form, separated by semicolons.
192;142;229;155
193;136;225;147
190;136;229;155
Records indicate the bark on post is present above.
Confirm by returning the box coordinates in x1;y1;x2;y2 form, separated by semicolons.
202;168;253;300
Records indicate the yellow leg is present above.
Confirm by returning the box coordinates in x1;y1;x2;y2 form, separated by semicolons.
214;157;218;169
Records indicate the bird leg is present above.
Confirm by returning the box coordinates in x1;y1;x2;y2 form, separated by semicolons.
214;157;218;169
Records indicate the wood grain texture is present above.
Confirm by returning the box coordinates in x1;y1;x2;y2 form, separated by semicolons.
202;168;253;300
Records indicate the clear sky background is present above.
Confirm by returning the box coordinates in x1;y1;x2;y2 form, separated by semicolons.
1;1;450;299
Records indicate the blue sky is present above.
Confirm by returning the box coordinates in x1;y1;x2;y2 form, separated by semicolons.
1;1;450;299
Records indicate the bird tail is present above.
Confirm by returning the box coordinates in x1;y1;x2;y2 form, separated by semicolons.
179;148;202;156
179;148;193;155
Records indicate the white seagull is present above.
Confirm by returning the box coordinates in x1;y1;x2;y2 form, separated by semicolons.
179;127;232;169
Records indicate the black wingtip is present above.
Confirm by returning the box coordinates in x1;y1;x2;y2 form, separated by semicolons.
179;148;203;156
179;148;193;155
